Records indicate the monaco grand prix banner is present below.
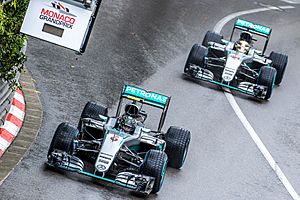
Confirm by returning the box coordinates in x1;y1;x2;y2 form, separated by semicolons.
21;0;93;52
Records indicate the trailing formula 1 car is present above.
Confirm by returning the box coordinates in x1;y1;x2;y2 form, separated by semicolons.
184;18;288;100
47;85;191;195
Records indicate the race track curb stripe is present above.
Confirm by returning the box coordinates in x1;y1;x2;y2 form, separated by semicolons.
0;89;25;157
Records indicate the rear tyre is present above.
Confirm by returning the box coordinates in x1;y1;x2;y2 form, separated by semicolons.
257;66;276;100
142;150;168;194
48;123;77;158
202;31;223;47
164;126;191;169
78;101;108;132
184;44;207;73
269;51;288;85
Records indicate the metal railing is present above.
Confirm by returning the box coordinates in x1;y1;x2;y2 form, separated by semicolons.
0;79;14;126
0;0;23;126
0;41;25;127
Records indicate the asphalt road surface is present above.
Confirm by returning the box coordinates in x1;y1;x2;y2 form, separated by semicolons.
1;0;300;199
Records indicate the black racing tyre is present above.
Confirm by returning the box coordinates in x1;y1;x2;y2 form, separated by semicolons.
202;31;223;47
257;66;276;100
47;122;77;157
142;150;168;194
78;101;108;132
269;51;288;85
184;44;207;73
164;126;191;169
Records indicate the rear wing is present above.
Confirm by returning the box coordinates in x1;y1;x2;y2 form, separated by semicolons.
234;18;272;37
116;85;171;131
230;18;272;54
121;85;170;109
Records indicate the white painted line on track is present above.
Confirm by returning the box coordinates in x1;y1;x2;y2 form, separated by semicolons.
224;93;300;200
213;5;300;200
213;6;294;33
280;0;300;4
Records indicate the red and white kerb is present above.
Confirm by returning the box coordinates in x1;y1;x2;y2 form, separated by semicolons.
0;89;25;157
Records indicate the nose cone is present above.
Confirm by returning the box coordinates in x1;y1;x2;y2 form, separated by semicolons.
222;75;232;82
222;53;243;82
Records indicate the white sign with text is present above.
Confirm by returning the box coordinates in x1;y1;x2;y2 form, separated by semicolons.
21;0;92;52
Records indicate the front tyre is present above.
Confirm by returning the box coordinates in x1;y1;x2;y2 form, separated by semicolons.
257;66;276;100
142;150;168;194
269;51;288;85
164;126;191;169
78;101;108;133
184;44;207;73
202;31;223;47
48;123;77;158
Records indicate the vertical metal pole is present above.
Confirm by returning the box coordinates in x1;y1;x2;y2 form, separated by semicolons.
80;0;102;53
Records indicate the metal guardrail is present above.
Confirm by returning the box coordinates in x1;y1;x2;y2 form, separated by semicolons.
0;42;25;127
0;0;24;125
0;0;22;126
0;79;14;126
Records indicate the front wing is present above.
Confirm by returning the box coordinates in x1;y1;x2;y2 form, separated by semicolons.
47;151;155;195
185;64;268;99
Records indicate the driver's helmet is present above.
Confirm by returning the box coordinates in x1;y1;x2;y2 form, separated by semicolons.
118;103;140;132
240;31;253;44
119;115;136;132
124;103;140;117
235;40;251;54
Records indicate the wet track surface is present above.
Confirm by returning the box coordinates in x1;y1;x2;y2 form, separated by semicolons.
1;0;300;199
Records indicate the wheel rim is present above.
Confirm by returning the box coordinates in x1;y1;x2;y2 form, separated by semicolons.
181;137;190;166
184;45;197;73
159;157;168;188
272;70;276;89
184;63;190;73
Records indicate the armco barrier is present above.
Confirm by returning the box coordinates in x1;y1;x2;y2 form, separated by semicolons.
0;79;14;127
0;0;26;126
0;40;26;126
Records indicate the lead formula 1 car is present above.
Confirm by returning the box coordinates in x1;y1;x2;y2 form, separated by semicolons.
184;18;288;100
47;85;191;195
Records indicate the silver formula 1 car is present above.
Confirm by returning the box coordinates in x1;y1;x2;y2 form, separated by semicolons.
47;85;191;195
184;18;288;100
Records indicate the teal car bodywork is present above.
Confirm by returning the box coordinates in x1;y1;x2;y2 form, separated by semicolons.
47;85;175;195
184;18;277;99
